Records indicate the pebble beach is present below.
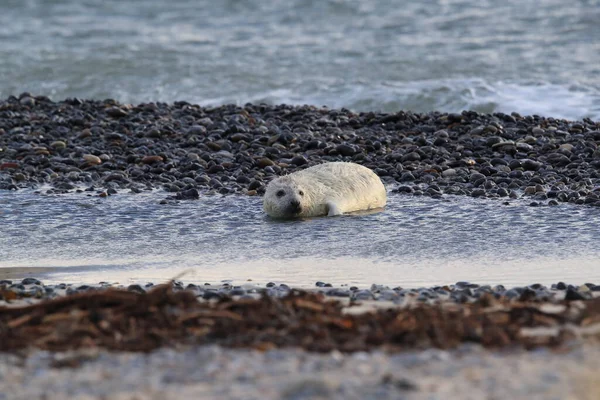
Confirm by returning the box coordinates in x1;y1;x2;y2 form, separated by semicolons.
1;95;600;399
1;95;599;206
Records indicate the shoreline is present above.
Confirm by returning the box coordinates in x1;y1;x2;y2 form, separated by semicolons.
2;276;599;305
0;267;59;280
1;278;599;350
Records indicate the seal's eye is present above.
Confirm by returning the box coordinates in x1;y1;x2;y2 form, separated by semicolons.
298;190;304;196
276;190;285;198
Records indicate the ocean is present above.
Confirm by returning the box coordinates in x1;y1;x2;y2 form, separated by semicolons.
1;0;599;120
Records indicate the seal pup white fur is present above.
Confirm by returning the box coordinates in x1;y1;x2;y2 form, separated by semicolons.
263;162;386;218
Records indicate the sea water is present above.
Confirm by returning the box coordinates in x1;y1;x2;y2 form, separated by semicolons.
0;0;599;120
1;191;598;287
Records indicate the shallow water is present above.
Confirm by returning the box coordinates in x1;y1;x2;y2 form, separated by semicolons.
1;191;599;287
1;0;599;120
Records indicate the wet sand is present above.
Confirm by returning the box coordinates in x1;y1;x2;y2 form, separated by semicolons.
0;267;57;280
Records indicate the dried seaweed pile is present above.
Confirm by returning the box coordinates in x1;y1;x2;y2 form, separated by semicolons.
1;284;599;353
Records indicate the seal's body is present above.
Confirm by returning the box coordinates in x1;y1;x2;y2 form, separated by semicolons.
263;162;386;218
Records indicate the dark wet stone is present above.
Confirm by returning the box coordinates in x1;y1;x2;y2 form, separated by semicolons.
335;144;357;157
174;188;200;200
202;291;223;300
395;185;413;193
555;282;567;290
518;287;537;301
19;96;36;107
401;152;421;162
378;290;400;301
528;283;544;290
229;288;246;296
127;284;146;294
504;289;521;299
370;284;391;293
291;155;308;166
475;285;493;294
398;172;415;182
352;290;375;300
564;288;587;301
455;288;474;297
326;289;350;297
452;292;469;303
21;278;41;285
522;159;542;171
106;107;128;118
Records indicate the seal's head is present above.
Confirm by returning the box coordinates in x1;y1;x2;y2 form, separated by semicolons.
263;176;308;218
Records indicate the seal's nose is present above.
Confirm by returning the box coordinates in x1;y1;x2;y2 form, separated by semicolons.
289;200;301;213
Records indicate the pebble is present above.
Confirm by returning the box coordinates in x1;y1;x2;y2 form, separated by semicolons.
50;141;67;150
255;158;273;168
2;278;599;308
82;154;102;165
21;278;41;285
127;284;146;294
142;155;164;164
106;106;129;118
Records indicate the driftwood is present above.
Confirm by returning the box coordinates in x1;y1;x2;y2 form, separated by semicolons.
1;284;599;353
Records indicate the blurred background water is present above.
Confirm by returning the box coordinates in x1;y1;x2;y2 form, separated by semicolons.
0;0;599;120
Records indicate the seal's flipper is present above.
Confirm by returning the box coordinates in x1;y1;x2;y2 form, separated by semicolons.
326;201;342;216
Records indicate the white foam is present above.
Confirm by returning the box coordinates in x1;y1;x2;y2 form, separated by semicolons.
196;78;600;121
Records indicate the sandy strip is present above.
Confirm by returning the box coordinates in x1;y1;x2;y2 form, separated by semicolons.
0;267;58;280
